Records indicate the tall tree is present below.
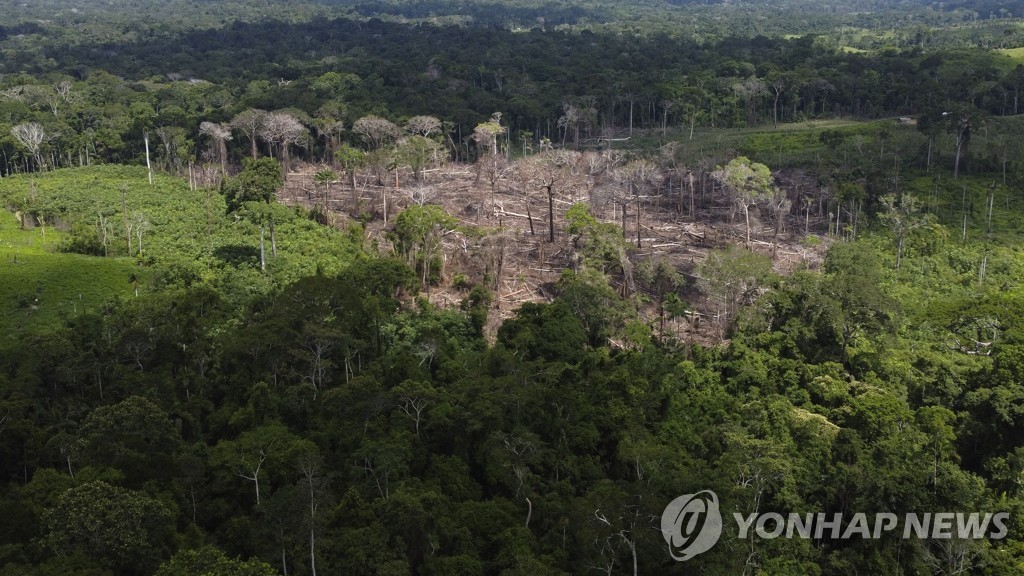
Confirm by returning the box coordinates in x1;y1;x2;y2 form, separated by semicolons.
877;193;936;270
313;169;337;214
312;102;346;162
334;144;366;207
231;108;268;159
473;112;506;157
405;115;442;137
698;246;774;334
477;151;510;216
74;396;180;487
947;104;983;178
259;111;308;167
396;135;441;182
352;115;400;151
522;151;574;243
766;71;787;127
716;157;775;247
199;121;232;175
44;481;173;574
390;204;457;291
211;423;302;507
10;122;47;171
618;160;659;248
223;157;284;271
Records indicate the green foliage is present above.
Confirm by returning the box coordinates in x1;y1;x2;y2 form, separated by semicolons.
718;156;776;244
496;300;587;362
565;203;626;273
720;156;774;197
0;165;362;326
390;205;457;289
472;113;506;157
43;481;173;574
155;547;276;576
395;135;442;181
698;245;775;331
4;4;1024;576
461;285;493;336
334;144;365;171
0;209;141;347
745;243;898;370
75;396;181;487
223;158;282;213
555;267;630;346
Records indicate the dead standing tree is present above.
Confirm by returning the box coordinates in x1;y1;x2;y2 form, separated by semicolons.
199;121;232;175
230;108;268;159
259;111;309;168
506;163;538;236
521;150;575;243
10;122;48;172
353;115;401;152
617;160;660;248
405;115;442;138
352;115;401;218
476;152;511;218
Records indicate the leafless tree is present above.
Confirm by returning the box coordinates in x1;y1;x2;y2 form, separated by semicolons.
922;537;978;576
617;160;660;248
42;81;76;118
11;122;47;171
18;82;74;118
767;190;792;255
405;115;442;137
199;121;232;174
580;150;621;185
477;153;511;216
404;182;436;206
733;76;768;125
659;100;675;137
558;103;582;148
127;211;150;256
230;109;268;158
298;450;323;576
0;86;24;103
521;150;574;242
352;115;400;150
54;80;74;103
259;111;309;167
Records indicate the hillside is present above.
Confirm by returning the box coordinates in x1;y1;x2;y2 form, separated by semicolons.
0;165;361;343
0;213;140;348
3;0;1024;575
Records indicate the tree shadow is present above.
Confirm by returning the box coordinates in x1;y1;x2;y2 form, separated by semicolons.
213;244;259;266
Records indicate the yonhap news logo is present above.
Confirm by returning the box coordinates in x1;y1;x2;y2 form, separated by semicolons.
661;489;1010;562
660;490;723;561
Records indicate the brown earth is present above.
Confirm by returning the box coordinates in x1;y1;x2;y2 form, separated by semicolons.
277;154;832;345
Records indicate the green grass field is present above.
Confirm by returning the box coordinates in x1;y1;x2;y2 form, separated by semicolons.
630;118;875;166
0;165;362;345
0;212;141;348
997;47;1024;64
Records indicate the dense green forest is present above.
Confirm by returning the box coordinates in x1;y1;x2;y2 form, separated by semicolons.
4;0;1024;575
